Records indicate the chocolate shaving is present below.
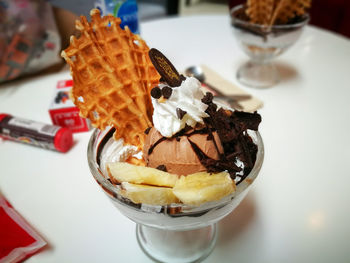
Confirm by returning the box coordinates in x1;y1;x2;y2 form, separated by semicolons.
233;111;261;131
156;165;167;172
201;92;214;105
176;108;187;120
151;86;162;99
149;48;182;87
144;127;152;135
206;134;213;140
162;86;172;99
187;139;218;171
187;138;240;174
229;172;236;180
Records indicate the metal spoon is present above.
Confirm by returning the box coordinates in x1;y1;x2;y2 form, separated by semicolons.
185;66;251;109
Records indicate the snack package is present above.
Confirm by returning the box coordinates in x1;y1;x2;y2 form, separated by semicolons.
0;194;47;262
0;0;61;83
49;80;92;133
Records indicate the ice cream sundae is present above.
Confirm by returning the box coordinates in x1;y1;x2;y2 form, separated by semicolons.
62;9;262;207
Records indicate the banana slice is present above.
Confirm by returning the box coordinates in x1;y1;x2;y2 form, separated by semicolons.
108;162;236;206
120;182;179;205
173;172;236;206
107;162;179;187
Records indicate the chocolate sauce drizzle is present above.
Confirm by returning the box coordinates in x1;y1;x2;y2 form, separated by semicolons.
148;137;167;155
96;127;116;166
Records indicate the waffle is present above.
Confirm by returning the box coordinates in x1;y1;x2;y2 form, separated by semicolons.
61;9;160;148
270;0;311;25
245;0;311;26
246;0;275;25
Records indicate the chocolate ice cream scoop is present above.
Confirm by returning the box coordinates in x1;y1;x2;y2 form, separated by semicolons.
143;127;224;176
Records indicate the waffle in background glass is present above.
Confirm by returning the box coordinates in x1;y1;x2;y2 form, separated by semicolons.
230;0;311;88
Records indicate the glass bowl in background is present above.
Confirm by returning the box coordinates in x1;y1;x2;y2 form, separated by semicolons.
231;5;309;88
87;127;264;263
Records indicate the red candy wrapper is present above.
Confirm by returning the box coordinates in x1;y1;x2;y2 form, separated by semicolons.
0;195;47;263
49;80;92;133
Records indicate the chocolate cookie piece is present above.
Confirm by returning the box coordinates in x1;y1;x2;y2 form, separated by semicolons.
176;108;187;120
149;48;182;87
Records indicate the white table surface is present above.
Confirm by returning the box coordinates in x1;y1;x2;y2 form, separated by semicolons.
1;15;350;263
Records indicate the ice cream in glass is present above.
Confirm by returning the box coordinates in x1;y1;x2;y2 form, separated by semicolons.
231;0;311;88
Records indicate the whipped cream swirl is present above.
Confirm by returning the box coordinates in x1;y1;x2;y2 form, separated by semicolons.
151;77;208;137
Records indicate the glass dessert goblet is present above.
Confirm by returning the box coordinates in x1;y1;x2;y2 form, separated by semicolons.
87;127;264;263
231;5;309;88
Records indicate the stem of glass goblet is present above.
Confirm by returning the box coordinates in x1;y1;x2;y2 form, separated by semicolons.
136;223;218;263
237;59;279;88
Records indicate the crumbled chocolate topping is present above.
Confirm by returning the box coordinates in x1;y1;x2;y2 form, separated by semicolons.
206;133;213;140
156;165;167;172
144;127;152;135
207;108;261;143
201;96;261;181
206;103;218;115
162;86;172;99
202;92;218;115
176;108;187;120
146;92;261;183
187;138;240;174
201;92;214;104
151;86;162;99
233;111;261;131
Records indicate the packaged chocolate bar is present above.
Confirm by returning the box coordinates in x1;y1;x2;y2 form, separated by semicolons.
0;114;73;153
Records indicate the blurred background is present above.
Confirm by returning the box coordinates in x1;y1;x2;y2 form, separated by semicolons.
1;0;349;83
228;0;350;39
49;0;350;39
